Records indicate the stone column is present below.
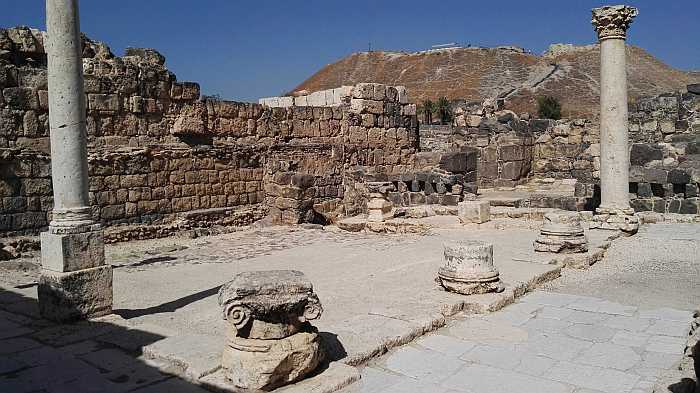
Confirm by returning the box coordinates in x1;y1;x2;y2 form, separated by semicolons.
590;5;640;234
39;0;112;322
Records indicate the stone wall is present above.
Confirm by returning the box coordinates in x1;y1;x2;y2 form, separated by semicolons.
420;90;700;214
419;111;536;189
0;145;265;236
2;27;489;237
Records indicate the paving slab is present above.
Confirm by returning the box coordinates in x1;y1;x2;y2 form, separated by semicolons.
22;225;567;383
344;291;693;393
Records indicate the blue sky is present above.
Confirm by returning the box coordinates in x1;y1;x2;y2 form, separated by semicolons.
3;1;698;102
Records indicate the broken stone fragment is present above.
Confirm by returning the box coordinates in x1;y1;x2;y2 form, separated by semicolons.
534;212;588;253
366;182;395;223
218;270;324;391
437;241;504;295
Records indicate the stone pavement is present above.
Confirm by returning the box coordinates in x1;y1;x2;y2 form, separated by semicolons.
0;288;210;393
0;221;611;392
344;290;693;393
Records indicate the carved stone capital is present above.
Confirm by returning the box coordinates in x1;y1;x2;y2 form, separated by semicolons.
592;5;638;41
218;270;323;339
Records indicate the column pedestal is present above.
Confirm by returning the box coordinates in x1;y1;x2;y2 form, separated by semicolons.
41;0;113;321
39;224;113;322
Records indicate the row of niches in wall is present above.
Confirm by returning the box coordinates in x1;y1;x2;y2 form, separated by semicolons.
631;196;699;215
629;182;699;200
387;191;462;207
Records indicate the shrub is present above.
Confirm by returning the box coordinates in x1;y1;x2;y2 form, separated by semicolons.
436;96;453;125
537;96;562;120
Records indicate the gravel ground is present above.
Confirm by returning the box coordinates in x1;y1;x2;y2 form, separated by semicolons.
544;223;700;313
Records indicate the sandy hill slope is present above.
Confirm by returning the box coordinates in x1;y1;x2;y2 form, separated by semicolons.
293;45;696;118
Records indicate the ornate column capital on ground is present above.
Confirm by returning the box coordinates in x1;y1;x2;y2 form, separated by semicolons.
592;5;638;41
218;270;324;391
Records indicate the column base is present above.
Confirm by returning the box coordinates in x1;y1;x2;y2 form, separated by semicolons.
40;226;105;272
223;330;323;391
367;198;394;223
38;265;113;322
590;207;639;234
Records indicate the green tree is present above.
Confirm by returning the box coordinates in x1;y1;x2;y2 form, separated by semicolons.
436;96;453;125
421;99;435;125
537;96;562;120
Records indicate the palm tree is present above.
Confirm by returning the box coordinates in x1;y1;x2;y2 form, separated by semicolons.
436;96;452;125
421;99;435;125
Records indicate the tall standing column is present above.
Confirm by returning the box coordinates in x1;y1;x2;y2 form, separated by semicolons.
39;0;112;322
590;5;639;234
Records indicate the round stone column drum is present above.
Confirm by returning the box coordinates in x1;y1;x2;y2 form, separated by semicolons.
534;212;588;253
437;241;504;295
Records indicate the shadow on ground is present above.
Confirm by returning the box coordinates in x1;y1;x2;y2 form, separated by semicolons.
0;286;350;393
0;287;213;392
114;285;222;320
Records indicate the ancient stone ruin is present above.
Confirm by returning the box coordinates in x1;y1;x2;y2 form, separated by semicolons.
590;5;640;234
533;212;588;253
365;182;395;222
437;241;504;295
36;0;112;321
217;270;324;391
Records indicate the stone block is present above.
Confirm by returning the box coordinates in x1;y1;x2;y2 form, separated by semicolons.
630;198;652;212
40;229;105;273
38;265;113;322
630;144;663;166
501;161;523;180
458;200;490;224
637;182;652;198
350;99;383;115
668;169;691;184
87;94;120;112
642;168;668;184
680;199;698;214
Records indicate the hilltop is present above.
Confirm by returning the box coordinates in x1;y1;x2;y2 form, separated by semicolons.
292;45;699;117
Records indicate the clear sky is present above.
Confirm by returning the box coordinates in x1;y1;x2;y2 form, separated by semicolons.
3;1;698;102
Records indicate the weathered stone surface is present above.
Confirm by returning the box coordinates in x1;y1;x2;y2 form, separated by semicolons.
223;329;323;391
534;212;588;253
218;270;324;391
366;182;395;223
457;200;490;224
437;241;504;295
591;207;640;234
37;265;113;322
218;270;322;339
40;228;105;272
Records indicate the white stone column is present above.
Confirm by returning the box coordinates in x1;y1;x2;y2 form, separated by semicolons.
590;5;639;234
39;0;112;322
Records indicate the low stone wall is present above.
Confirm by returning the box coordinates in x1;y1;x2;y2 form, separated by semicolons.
0;146;266;236
259;85;409;109
628;142;700;214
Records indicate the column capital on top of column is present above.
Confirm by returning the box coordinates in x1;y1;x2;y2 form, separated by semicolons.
592;5;638;41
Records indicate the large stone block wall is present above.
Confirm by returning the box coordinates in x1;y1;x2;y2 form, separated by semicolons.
0;146;265;236
419;90;700;214
4;27;468;236
419;118;535;188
